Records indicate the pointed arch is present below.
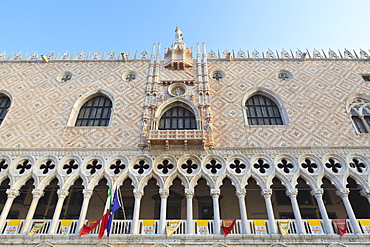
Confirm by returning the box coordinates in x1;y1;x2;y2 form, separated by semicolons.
67;89;114;127
154;97;201;130
0;90;12;126
242;87;289;126
346;93;370;133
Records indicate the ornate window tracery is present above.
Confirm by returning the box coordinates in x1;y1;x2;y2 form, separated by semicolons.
0;95;11;125
348;98;370;133
75;96;112;127
245;94;283;125
159;106;196;130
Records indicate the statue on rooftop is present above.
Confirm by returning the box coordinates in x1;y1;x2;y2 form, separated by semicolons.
175;27;183;42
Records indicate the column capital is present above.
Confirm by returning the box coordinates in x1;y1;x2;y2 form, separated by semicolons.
133;189;143;198
185;189;194;198
336;188;350;198
310;188;324;198
360;188;370;198
236;189;247;197
32;189;44;199
211;189;220;197
83;189;93;198
286;189;298;198
159;189;169;199
261;189;272;198
6;189;20;198
57;189;69;198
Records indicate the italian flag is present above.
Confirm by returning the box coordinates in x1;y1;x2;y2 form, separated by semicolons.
98;184;113;239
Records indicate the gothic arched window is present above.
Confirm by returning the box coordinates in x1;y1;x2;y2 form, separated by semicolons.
75;96;112;126
348;98;370;133
0;95;11;125
159;106;196;130
245;94;283;125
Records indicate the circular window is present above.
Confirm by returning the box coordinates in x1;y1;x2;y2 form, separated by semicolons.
56;71;72;82
276;69;292;80
168;83;187;97
211;70;225;81
122;71;137;82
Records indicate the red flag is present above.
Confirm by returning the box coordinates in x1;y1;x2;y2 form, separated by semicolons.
221;219;236;236
98;210;110;239
332;219;348;235
80;219;100;236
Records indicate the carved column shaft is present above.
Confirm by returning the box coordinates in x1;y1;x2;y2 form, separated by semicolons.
261;189;277;234
311;189;333;234
131;190;143;234
22;189;44;234
286;189;305;234
0;189;20;232
185;189;194;234
77;189;94;232
336;189;362;234
49;189;69;234
236;189;249;234
211;189;221;234
159;189;169;234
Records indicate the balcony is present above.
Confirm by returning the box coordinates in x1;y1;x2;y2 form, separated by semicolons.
147;130;206;149
0;218;364;236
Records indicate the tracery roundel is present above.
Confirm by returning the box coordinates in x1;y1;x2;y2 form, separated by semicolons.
86;159;102;174
181;159;198;174
301;158;317;173
17;159;31;174
278;159;294;174
206;159;222;174
349;158;366;173
40;160;55;174
157;159;174;174
253;159;269;174
229;159;246;174
134;160;150;174
110;160;126;174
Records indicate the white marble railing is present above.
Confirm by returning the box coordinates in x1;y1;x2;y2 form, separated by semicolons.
0;218;366;235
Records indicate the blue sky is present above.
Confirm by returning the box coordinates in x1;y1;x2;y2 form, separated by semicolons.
1;0;369;56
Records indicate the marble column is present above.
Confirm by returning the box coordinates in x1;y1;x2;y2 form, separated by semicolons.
22;189;44;234
336;188;362;234
159;189;169;234
360;188;370;204
77;189;93;232
211;189;221;235
286;189;305;234
236;189;249;234
311;189;333;234
49;189;69;234
131;189;143;234
261;189;277;234
0;189;20;232
185;189;194;234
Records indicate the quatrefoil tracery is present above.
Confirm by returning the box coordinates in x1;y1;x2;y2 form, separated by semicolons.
0;160;8;172
278;159;294;174
325;158;341;173
349;158;366;173
301;159;318;173
134;160;149;174
16;159;31;174
229;159;246;174
40;160;55;174
181;159;198;174
86;159;102;174
110;160;126;174
157;159;174;174
205;159;222;174
63;160;78;174
253;159;269;174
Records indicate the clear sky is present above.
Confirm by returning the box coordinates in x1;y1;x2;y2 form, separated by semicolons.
1;0;369;56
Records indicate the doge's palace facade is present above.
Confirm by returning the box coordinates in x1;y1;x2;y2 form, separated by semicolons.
0;29;369;247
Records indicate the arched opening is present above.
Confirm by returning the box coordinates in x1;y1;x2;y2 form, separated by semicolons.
245;178;266;219
140;178;160;219
194;178;212;219
10;179;34;219
75;96;112;127
0;179;10;212
117;178;135;220
296;178;317;218
220;178;239;220
159;106;196;130
245;94;283;125
321;177;346;219
60;178;83;219
0;94;11;125
85;178;108;220
271;178;291;219
34;178;59;219
168;178;185;219
347;177;370;218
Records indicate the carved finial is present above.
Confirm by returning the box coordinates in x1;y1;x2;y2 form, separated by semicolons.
75;51;85;60
237;49;246;59
61;51;70;60
13;51;22;60
344;48;354;59
175;27;183;42
106;51;115;59
46;51;54;60
360;49;369;59
208;50;217;59
29;52;38;60
328;49;338;59
296;49;303;59
313;49;322;59
0;51;6;60
266;49;275;59
281;49;291;59
92;51;100;60
140;50;148;59
252;49;260;58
